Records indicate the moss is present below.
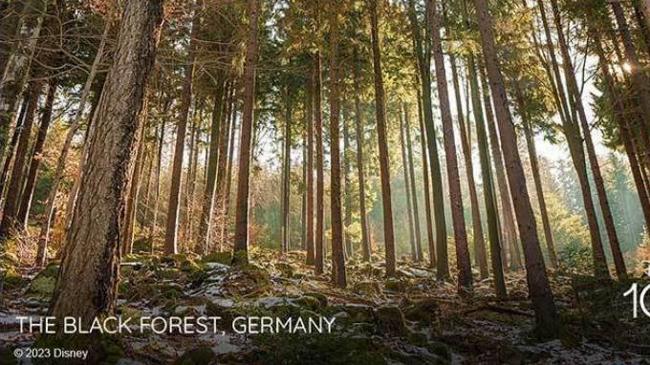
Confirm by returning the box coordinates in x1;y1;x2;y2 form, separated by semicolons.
302;292;328;308
375;306;409;337
404;298;439;323
202;251;232;265
27;276;56;297
231;250;248;266
172;347;216;365
251;332;388;365
293;296;322;311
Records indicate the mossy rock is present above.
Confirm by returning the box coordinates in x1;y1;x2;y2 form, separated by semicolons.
375;305;409;337
426;341;452;362
2;266;25;289
202;251;233;265
156;268;182;280
302;292;328;308
118;306;143;322
353;280;381;296
172;347;217;365
132;237;151;254
293;295;322;311
404;298;439;322
332;303;374;323
275;262;295;278
384;278;407;291
27;275;56;297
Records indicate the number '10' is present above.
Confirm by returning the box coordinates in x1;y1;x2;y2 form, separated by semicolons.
623;283;650;318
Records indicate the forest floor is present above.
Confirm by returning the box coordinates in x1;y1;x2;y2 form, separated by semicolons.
1;244;650;364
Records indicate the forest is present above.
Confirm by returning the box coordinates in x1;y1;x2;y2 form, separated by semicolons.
1;0;650;363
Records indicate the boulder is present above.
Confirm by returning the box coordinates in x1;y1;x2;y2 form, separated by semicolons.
172;347;217;365
375;305;409;337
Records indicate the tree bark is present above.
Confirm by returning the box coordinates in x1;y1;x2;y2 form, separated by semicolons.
48;0;164;326
399;108;417;262
0;80;41;239
516;87;558;269
430;0;472;291
449;49;488;278
34;23;110;267
466;52;506;299
472;0;559;337
327;9;346;288
281;87;292;253
314;50;325;275
416;89;436;266
305;69;315;264
165;4;200;255
404;105;423;261
16;79;57;229
232;0;259;265
353;52;371;261
343;105;353;257
408;0;448;276
369;0;396;277
479;65;521;270
198;77;226;253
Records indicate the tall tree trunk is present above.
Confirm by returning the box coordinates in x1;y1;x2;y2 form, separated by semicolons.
214;79;235;248
0;1;23;79
353;54;371;262
122;108;148;256
313;51;325;274
408;0;448;276
48;0;164;327
232;0;259;265
0;2;45;165
281;89;292;253
34;23;109;267
479;65;521;270
548;0;610;279
515;85;558;269
416;90;436;266
223;102;239;242
305;70;315;264
0;80;41;239
449;49;488;278
369;0;396;277
404;105;423;261
148;117;166;252
0;95;28;200
301;129;307;251
466;51;506;299
399;108;417;261
198;78;226;253
328;10;346;288
16;79;57;229
430;0;472;291
164;5;200;255
472;0;559;337
343;106;353;257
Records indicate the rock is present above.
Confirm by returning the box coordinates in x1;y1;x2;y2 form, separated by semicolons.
404;297;439;322
275;262;295;278
292;295;322;311
384;277;407;292
302;292;328;307
375;305;409;337
27;264;59;297
353;280;381;296
172;347;217;365
334;303;374;323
